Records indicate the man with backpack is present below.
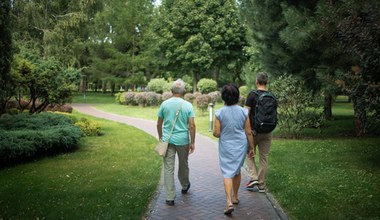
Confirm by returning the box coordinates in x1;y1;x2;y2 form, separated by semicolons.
245;72;277;193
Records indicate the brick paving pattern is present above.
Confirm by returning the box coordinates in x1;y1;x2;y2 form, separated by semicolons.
73;104;288;220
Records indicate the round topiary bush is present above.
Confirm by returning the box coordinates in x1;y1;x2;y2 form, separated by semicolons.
146;92;160;106
115;92;126;104
162;92;173;101
125;92;136;105
146;78;167;94
135;92;147;107
193;92;202;99
238;96;246;107
197;78;217;94
239;85;249;98
208;91;221;104
196;94;211;112
184;93;195;103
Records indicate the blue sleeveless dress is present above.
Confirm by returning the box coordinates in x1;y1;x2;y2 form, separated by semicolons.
215;105;248;178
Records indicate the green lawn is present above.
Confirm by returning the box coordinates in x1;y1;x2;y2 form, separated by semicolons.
0;112;161;219
2;92;378;219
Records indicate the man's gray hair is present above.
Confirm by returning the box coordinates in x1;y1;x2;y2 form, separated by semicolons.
171;79;186;95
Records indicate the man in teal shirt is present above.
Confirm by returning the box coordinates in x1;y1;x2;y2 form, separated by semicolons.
157;79;196;206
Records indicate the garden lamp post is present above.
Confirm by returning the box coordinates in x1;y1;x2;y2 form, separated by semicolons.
208;102;214;132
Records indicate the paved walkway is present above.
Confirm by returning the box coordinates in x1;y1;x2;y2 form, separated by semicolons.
72;104;288;220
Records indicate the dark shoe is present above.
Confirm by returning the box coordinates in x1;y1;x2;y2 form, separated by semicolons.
224;205;234;215
246;180;259;191
165;200;175;206
181;182;191;194
247;185;259;192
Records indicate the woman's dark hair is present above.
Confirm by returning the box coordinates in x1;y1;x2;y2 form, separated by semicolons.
221;83;240;106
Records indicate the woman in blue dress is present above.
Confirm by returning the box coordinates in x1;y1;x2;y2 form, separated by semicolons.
213;84;254;215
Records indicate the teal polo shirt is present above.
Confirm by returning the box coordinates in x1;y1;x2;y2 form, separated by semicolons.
157;97;195;146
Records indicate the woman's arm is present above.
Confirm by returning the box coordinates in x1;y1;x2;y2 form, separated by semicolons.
188;117;196;154
213;117;221;138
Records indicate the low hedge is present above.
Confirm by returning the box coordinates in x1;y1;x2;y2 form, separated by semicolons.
0;112;82;166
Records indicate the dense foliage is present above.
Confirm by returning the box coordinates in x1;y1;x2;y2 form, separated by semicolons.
271;74;324;138
240;0;380;136
0;1;13;115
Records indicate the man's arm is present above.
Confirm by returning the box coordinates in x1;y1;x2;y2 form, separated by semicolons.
157;117;163;140
188;117;196;154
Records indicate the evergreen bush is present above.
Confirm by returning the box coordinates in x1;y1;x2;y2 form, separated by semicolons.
197;78;217;94
0;112;82;166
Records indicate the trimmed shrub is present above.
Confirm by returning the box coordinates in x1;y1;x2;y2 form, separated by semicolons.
0;112;82;166
196;94;211;113
184;93;195;103
146;78;167;94
208;91;221;104
197;78;217;94
146;92;160;106
193;92;202;100
156;94;163;104
6;108;19;115
124;92;136;105
115;92;126;104
239;85;249;98
238;96;246;107
162;92;173;101
135;92;147;107
45;104;73;113
75;118;101;136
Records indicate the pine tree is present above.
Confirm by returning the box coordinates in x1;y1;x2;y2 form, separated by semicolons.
0;0;13;114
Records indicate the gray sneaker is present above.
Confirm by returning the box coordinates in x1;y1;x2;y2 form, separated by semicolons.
258;186;266;193
246;180;259;191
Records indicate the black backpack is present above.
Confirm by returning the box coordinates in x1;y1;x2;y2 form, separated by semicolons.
250;90;277;134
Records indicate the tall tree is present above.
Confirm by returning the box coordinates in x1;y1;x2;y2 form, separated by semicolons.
11;0;102;66
0;0;13;114
321;0;380;136
241;0;380;135
87;0;156;92
156;0;247;90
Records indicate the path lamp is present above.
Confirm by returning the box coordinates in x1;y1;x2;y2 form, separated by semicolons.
208;102;214;132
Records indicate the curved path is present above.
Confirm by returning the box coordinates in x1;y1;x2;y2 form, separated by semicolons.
72;104;287;220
